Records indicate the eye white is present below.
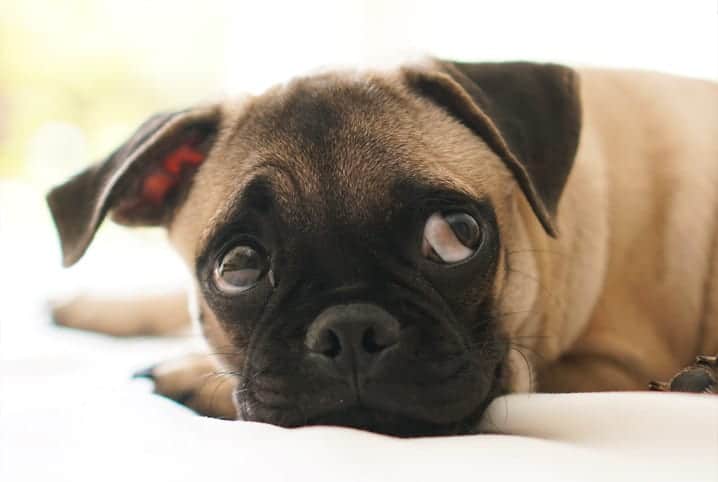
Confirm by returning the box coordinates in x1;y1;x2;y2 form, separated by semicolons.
422;212;476;263
213;245;267;293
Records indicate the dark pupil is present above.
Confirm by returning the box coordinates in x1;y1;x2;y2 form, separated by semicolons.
446;213;480;248
219;246;263;287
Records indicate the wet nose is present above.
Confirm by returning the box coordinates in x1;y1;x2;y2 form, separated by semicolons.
305;304;400;374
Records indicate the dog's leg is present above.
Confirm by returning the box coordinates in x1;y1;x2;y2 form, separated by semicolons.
537;354;649;392
52;292;191;336
541;353;718;394
135;353;238;419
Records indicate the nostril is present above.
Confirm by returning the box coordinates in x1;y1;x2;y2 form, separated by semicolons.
361;325;398;354
362;327;382;354
315;329;342;358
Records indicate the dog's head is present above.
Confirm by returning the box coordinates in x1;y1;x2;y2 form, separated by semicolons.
48;60;581;436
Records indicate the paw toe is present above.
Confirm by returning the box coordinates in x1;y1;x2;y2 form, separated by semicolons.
132;365;157;380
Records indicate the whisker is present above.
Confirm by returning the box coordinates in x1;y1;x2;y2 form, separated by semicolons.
508;344;536;389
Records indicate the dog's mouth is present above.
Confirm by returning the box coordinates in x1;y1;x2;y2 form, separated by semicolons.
235;358;506;437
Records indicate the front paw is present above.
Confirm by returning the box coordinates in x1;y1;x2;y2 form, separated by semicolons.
135;353;239;419
649;355;717;394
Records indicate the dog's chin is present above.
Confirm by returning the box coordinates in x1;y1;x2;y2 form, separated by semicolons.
238;360;508;437
303;405;483;437
240;395;495;437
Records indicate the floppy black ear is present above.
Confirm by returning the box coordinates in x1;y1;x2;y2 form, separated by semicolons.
404;60;582;236
47;104;221;267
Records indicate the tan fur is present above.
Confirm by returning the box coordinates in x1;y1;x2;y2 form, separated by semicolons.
148;352;237;419
53;292;191;336
54;66;718;414
533;70;718;390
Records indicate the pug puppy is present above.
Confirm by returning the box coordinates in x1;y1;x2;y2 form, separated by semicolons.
48;59;718;436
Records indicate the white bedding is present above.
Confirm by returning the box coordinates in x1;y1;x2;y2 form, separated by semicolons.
1;183;716;482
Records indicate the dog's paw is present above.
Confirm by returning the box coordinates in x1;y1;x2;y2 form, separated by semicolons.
50;293;190;336
134;353;238;419
649;355;717;394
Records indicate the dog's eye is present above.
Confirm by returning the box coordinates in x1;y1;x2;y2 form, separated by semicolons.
421;212;481;263
214;245;268;293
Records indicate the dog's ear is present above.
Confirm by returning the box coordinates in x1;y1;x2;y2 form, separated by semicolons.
47;104;221;266
403;60;581;236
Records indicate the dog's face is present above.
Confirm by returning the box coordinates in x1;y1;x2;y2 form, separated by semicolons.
47;60;581;436
183;74;511;436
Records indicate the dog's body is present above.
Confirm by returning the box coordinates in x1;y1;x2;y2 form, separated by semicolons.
49;61;718;435
528;67;718;391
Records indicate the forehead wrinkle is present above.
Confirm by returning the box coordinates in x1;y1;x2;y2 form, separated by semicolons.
206;71;497;240
196;162;299;252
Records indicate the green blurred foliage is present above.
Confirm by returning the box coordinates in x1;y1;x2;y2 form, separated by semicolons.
0;0;228;179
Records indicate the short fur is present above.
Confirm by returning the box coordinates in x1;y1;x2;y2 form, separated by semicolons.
48;59;718;436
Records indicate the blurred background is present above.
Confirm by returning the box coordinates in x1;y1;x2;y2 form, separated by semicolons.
0;0;716;314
